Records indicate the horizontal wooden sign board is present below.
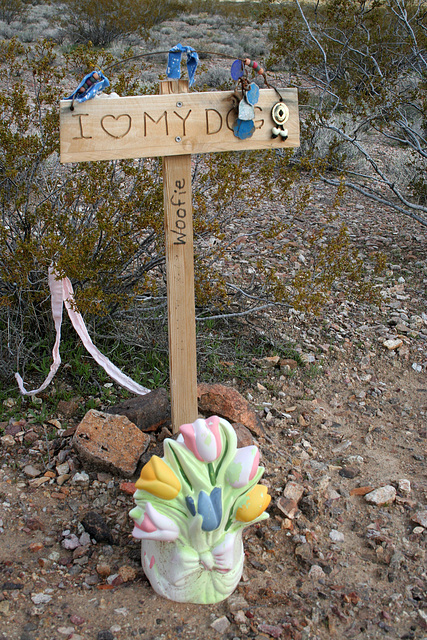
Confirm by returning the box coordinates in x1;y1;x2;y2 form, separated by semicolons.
60;87;299;163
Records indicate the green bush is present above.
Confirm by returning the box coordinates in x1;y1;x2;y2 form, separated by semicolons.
59;0;183;46
0;37;385;387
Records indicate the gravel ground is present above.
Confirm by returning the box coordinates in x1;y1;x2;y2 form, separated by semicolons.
1;179;426;640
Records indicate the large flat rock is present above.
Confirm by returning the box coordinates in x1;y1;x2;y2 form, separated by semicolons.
106;388;170;432
197;383;263;437
73;410;150;477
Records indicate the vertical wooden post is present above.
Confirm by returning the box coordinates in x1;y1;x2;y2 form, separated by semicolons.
161;80;198;432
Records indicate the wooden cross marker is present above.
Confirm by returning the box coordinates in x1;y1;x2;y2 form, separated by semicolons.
60;78;299;431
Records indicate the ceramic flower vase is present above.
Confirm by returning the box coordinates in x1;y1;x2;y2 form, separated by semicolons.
129;416;271;604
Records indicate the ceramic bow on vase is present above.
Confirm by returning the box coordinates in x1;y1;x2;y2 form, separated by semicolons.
129;416;271;604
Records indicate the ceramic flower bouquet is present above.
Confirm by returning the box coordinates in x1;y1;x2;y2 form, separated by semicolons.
129;416;271;604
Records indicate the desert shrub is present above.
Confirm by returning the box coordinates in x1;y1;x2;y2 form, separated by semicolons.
59;0;184;46
0;37;385;387
266;0;427;227
197;67;232;89
0;0;24;24
238;32;266;59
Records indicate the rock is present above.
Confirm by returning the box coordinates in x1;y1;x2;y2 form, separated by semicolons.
329;529;345;542
308;565;325;580
107;388;170;432
57;399;80;417
383;338;403;350
96;563;111;578
418;609;427;630
31;592;52;605
62;534;80;550
210;616;230;633
119;482;136;495
254;356;280;369
227;594;249;613
365;485;396;506
339;466;359;479
411;510;427;528
277;496;298;519
197;383;263;436
233;423;255;447
1;434;16;448
157;426;172;442
5;421;24;436
23;431;38;444
81;512;114;544
350;486;374;496
233;610;247;624
118;565;137;583
73;410;150;477
299;495;319;521
25;517;44;531
72;472;90;485
280;358;298;371
28;477;50;488
97;631;114;640
57;627;75;636
57;474;71;486
283;481;304;503
56;462;70;476
301;353;315;364
398;479;411;494
295;543;313;565
79;532;91;546
258;623;284;638
2;581;23;590
326;487;341;501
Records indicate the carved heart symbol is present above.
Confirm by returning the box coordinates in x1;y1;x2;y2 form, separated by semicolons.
101;114;131;139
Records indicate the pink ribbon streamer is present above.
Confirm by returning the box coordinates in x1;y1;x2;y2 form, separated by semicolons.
15;268;151;397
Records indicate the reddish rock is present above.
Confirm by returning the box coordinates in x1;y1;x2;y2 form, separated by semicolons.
350;486;374;496
107;388;171;432
197;383;263;437
73;410;150;477
120;482;136;495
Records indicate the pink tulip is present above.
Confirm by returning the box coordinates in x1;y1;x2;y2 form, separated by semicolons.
226;446;259;488
130;502;180;542
179;416;222;462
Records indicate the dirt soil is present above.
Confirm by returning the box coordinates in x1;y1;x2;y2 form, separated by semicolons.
1;177;426;640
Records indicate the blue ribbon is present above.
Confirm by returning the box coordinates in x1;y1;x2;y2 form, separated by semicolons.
64;70;110;103
166;44;199;87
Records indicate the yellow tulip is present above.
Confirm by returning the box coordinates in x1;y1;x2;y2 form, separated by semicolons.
235;484;271;522
135;455;181;500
